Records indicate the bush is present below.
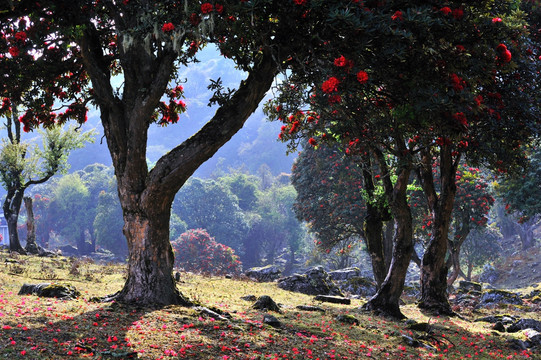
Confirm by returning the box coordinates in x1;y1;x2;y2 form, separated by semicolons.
171;229;242;276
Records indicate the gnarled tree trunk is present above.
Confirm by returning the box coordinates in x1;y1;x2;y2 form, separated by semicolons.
417;145;458;315
79;22;279;305
363;147;413;319
24;196;39;255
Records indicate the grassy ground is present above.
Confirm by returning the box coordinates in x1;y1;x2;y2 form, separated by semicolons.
0;250;539;359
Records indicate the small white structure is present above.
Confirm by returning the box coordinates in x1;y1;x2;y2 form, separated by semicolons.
0;214;8;246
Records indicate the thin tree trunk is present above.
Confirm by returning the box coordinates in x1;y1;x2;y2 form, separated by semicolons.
4;190;26;254
24;196;39;254
362;147;413;319
417;145;458;315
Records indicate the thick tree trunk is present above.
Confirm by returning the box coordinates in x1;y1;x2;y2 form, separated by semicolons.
24;197;39;255
115;208;191;305
418;146;457;315
78;19;279;305
363;148;413;319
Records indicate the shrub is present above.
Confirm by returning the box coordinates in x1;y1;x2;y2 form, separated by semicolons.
171;229;242;276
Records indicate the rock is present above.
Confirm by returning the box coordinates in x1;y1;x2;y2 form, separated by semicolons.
57;244;79;256
18;283;80;300
507;339;528;351
245;265;281;282
475;315;518;325
241;295;257;302
335;314;359;325
252;295;281;313
328;267;362;281
314;295;351;305
277;266;343;296
524;329;541;347
459;281;482;292
492;321;505;332
263;314;281;327
507;319;541;333
479;289;523;306
335;276;376;297
479;264;500;285
296;305;326;313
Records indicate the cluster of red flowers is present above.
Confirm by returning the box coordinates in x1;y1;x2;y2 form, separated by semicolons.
294;0;307;5
450;73;465;91
321;77;340;93
440;6;464;19
334;55;353;69
496;43;512;63
161;22;175;33
453;112;468;128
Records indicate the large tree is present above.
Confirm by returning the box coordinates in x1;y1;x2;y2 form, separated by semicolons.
1;0;331;305
268;0;539;317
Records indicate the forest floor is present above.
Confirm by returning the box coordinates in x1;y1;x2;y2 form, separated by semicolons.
0;250;539;359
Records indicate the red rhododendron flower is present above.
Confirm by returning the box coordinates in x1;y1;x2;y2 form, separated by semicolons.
391;11;403;21
215;3;224;14
452;8;464;19
308;137;317;146
201;3;213;14
294;0;307;5
500;49;512;63
492;17;502;23
14;31;27;42
162;22;175;32
496;44;512;63
357;70;368;84
8;47;20;57
450;73;465;91
440;7;451;15
456;45;465;52
334;55;348;67
322;77;340;93
453;112;468;127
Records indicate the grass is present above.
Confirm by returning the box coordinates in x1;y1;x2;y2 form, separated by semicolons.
0;250;539;359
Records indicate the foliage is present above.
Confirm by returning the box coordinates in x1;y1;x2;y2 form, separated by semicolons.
171;229;241;276
93;181;125;256
218;172;260;212
173;178;248;255
292;142;368;250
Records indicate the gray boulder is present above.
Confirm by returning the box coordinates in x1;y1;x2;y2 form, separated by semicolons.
479;289;523;306
245;265;281;282
479;263;500;285
277;266;343;296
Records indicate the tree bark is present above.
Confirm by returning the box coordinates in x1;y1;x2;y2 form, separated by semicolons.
362;147;413;319
362;161;391;290
4;189;26;254
417;145;458;315
79;23;279;305
24;196;39;255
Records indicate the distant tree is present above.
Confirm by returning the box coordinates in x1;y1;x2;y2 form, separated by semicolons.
291;142;392;287
446;166;495;286
0;126;93;253
173;178;248;255
496;145;541;250
219;172;260;212
171;229;241;276
461;225;502;281
48;173;91;254
93;181;125;256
